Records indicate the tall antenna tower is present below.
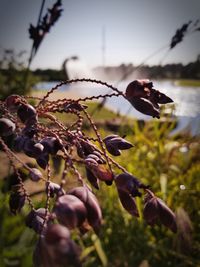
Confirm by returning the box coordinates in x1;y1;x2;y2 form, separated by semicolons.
102;26;106;67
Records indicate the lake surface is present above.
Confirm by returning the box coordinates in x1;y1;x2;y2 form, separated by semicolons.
35;80;200;135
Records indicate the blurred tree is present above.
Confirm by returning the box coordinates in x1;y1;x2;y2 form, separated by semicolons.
0;50;39;100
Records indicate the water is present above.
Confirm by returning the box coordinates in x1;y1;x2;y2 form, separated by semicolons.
35;80;200;135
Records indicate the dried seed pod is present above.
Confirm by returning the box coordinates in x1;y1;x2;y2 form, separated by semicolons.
117;189;139;217
46;182;65;198
5;94;22;112
85;167;100;190
29;168;43;182
90;164;114;185
17;103;37;124
53;194;87;229
0;118;16;137
9;185;26;214
68;187;102;233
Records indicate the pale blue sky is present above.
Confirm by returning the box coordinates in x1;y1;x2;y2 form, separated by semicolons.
0;0;200;69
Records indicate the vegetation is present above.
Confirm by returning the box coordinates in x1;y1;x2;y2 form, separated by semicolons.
0;103;200;266
0;1;200;266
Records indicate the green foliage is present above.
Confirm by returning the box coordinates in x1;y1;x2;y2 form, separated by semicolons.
81;119;200;267
0;50;39;100
0;118;200;266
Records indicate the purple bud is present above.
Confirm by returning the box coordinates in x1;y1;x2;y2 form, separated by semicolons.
29;168;43;182
0;118;16;137
13;135;27;152
86;167;100;189
115;173;146;197
128;97;160;118
5;95;22;112
85;157;98;166
143;193;177;232
36;153;49;169
45;224;70;245
26;208;51;234
157;198;177;233
46;182;65;198
76;140;95;158
125;80;173;118
40;137;62;155
117;189;139;217
68;187;102;234
104;135;133;150
53;194;87;229
149;88;173;104
64;102;88;111
143;196;159;226
17;103;37;124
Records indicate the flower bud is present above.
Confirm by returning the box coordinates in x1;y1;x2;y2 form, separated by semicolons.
0;118;16;137
76;140;95;158
117;189;139;217
26;208;51;234
115;172;147;197
17;103;37;124
103;135;133;156
143;193;177;232
45;224;70;245
40;137;62;155
125;80;173;118
143;196;159;226
90;164;114;185
53;194;87;229
29;168;43;182
85;167;100;190
68;187;102;234
5;95;22;112
36;153;49;169
46;182;65;198
128;97;160;118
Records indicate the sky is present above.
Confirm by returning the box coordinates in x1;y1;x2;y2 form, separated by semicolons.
0;0;200;70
